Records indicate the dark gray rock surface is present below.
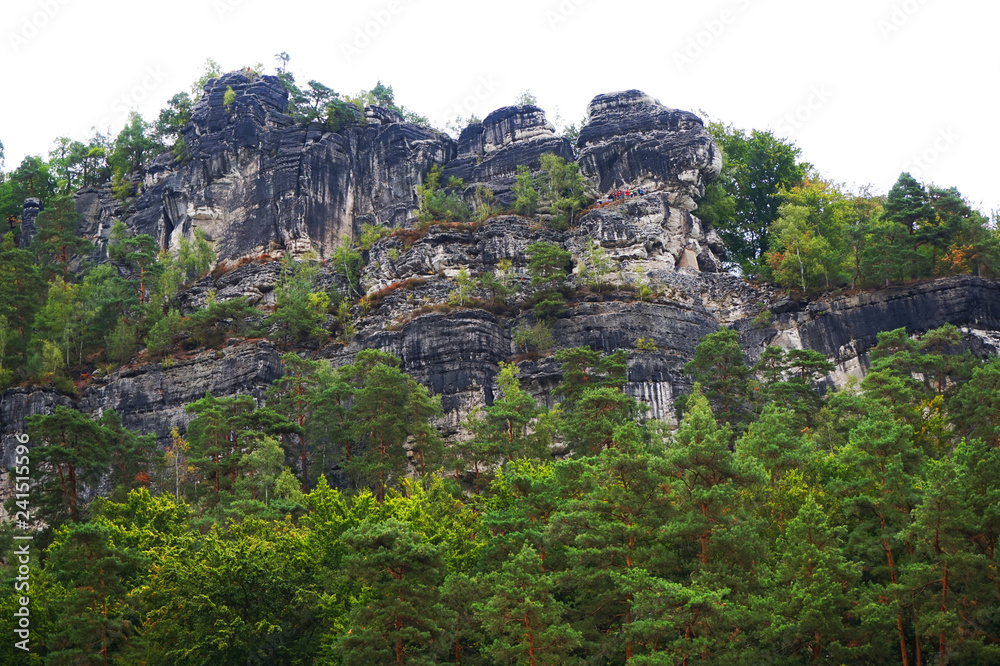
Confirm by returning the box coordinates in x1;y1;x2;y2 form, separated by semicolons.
81;72;456;263
577;90;721;209
442;105;575;206
18;198;41;248
6;78;1000;495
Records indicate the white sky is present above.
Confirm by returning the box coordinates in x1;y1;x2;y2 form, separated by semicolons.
1;0;996;215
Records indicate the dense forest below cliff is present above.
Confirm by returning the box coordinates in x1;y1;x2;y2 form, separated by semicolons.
1;60;999;664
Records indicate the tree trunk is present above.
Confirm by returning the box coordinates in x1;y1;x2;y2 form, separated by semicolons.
939;560;949;666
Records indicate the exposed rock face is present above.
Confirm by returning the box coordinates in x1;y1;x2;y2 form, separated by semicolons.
18;198;41;248
442;105;575;205
7;79;1000;497
751;276;1000;384
569;192;723;273
82;341;282;445
78;73;456;263
577;90;721;210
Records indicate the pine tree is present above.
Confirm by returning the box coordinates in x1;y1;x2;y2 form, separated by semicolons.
663;387;765;582
46;521;147;666
473;543;581;665
683;328;755;435
100;409;159;492
29;195;92;278
756;496;860;662
27;406;110;524
338;520;451;665
267;353;323;491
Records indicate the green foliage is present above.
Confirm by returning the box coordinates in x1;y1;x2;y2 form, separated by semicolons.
190;58;222;99
537;153;589;230
635;336;656;351
0;155;57;227
45;521;148;662
698;121;810;273
30;195;92;278
8;325;1000;663
331;236;363;296
223;85;236;112
682;327;755;433
107;316;140;365
512;164;540;217
175;228;215;281
526;241;570;286
455;363;547;490
107;111;162;182
417;164;471;223
472;183;497;222
478;259;514;307
338;519;451;663
514;90;538;107
579;238;614;290
265;255;329;346
26;407;112;524
512;319;554;354
154;92;193;143
447;266;475;306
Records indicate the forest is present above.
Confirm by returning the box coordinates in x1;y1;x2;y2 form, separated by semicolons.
0;59;999;664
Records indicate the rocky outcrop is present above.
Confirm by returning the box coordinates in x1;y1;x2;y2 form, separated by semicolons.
569;192;723;273
577;90;721;210
7;77;1000;491
442;105;575;205
751;276;1000;384
18;198;41;248
78;72;456;263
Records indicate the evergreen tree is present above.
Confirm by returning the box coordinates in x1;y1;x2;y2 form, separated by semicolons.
268;353;323;491
27;407;110;524
513;165;540;217
100;409;159;492
30;195;92;278
663;388;764;580
682;328;754;434
108;219;160;300
884;172;934;278
755;496;860;662
949;357;1000;447
338;520;451;665
473;543;581;665
45;521;147;665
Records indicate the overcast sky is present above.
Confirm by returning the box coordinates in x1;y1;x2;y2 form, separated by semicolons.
2;0;996;215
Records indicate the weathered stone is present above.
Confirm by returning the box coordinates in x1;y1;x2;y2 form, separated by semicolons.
442;105;575;206
18;198;41;248
78;73;456;264
576;90;721;211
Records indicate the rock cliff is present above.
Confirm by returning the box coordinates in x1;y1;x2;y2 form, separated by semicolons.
3;80;1000;490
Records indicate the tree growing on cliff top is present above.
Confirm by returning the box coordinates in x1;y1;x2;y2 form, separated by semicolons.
697;122;809;274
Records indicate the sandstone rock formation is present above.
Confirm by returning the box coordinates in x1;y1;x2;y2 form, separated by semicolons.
79;72;456;263
577;90;722;209
442;105;575;205
4;79;1000;494
17;197;41;249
